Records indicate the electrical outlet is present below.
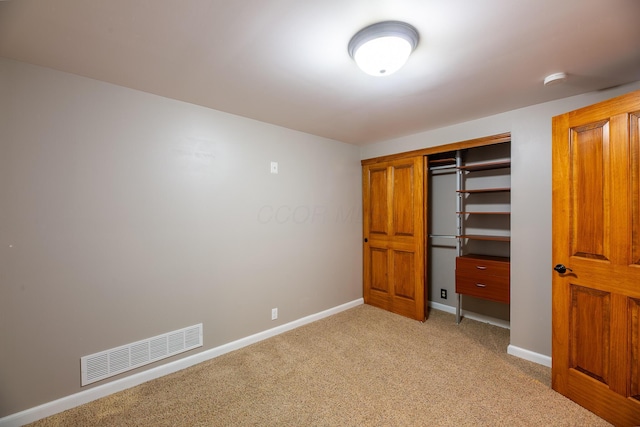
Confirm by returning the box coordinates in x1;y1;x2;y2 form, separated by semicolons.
271;308;278;320
270;161;278;174
440;289;447;299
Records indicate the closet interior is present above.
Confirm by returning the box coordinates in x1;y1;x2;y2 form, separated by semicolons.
428;141;511;324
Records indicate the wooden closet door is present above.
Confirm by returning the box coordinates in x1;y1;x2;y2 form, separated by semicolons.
552;89;640;426
362;156;425;321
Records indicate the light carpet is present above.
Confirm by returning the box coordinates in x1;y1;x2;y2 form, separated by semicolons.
27;305;610;426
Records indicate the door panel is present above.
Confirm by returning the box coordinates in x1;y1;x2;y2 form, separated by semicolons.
369;167;389;236
570;122;609;260
630;298;640;400
552;89;640;426
370;247;389;293
631;112;640;265
392;164;415;237
569;285;610;384
363;156;425;321
392;250;415;300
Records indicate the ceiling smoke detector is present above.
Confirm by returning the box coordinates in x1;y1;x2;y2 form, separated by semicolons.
544;72;568;86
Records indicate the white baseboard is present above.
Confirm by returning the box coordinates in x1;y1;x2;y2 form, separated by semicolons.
428;301;511;329
507;344;552;367
0;298;364;427
428;302;550;368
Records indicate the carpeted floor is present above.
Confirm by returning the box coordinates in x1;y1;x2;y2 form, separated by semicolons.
27;305;610;426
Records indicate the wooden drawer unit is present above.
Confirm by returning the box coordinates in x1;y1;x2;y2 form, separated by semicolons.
455;255;510;304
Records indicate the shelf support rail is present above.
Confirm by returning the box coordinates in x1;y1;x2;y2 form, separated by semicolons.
456;150;463;324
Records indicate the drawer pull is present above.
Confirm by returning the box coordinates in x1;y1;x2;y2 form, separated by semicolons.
476;265;487;270
475;283;487;288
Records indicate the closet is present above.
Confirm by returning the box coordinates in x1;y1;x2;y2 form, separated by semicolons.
428;142;511;324
362;133;510;323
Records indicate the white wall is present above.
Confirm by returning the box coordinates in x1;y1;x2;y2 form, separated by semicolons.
0;58;363;417
362;80;640;360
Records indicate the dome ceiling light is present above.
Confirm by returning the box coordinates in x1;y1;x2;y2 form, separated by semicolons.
348;21;419;77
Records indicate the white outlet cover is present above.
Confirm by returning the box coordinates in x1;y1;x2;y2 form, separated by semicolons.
270;161;278;174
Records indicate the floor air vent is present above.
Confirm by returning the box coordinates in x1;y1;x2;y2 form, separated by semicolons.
81;323;203;386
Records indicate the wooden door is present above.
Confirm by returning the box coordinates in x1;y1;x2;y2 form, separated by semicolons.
552;89;640;426
362;156;425;321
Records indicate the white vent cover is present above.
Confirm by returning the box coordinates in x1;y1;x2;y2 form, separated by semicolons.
81;323;203;386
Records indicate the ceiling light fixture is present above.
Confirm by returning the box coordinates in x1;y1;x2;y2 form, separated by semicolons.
543;72;568;86
348;21;419;77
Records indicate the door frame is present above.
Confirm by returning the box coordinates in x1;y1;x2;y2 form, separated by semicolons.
361;132;511;319
361;133;510;166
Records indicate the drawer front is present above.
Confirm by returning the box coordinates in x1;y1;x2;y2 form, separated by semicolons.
456;256;509;278
455;273;510;304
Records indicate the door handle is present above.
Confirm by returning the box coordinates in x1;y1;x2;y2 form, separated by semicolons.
553;264;573;274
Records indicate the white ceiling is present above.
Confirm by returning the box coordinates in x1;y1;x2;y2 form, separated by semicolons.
1;0;639;145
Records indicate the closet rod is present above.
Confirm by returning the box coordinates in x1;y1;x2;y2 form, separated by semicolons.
429;169;457;175
428;164;457;171
428;234;457;239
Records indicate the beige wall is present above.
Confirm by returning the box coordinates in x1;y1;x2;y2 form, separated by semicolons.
362;80;640;360
3;54;639;418
0;58;363;417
